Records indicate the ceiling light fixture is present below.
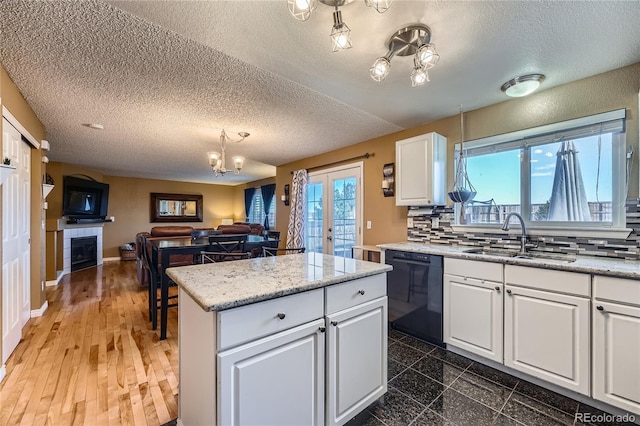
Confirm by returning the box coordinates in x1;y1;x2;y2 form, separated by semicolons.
208;130;249;177
501;74;545;97
288;0;393;51
370;25;440;87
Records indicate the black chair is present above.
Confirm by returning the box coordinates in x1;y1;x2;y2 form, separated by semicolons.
140;235;178;331
205;234;249;261
200;251;251;263
262;247;306;257
266;230;281;240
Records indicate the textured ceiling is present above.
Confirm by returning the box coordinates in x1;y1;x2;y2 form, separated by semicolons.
1;1;639;185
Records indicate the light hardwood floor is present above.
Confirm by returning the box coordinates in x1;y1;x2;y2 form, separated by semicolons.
0;261;179;426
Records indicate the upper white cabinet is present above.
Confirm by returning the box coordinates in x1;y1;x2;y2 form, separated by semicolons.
504;265;591;396
395;132;447;206
592;275;640;415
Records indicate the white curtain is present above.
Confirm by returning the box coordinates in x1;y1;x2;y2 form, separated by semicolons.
548;141;591;221
286;169;307;249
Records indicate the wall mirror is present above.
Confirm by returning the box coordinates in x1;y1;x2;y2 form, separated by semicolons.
150;192;203;222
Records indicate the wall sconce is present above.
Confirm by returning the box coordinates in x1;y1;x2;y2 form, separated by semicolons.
282;184;290;206
41;155;49;164
382;163;394;197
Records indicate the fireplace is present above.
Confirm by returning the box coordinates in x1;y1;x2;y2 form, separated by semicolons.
71;236;98;272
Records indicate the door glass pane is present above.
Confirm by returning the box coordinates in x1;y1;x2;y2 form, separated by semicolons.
305;182;323;253
332;177;356;258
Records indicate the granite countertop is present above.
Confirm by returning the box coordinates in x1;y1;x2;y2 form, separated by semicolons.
166;252;392;312
379;242;640;279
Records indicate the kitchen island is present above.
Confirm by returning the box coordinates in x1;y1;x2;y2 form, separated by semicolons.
167;252;391;426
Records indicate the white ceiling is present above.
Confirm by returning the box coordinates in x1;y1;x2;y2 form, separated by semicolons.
1;1;639;185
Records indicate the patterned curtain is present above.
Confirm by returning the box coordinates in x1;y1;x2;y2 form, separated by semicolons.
286;170;307;249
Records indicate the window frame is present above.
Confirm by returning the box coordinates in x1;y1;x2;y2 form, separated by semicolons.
451;109;630;238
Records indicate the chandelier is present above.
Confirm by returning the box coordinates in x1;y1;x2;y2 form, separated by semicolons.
288;0;394;52
370;25;440;87
207;130;249;176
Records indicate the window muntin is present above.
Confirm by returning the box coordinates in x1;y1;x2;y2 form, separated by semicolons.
457;110;626;230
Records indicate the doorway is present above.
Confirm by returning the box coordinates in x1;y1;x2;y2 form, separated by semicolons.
305;163;363;257
2;117;31;365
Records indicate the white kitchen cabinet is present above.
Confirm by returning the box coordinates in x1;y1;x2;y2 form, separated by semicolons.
504;266;590;395
395;132;447;206
592;276;640;415
219;319;326;426
443;258;504;362
326;297;387;426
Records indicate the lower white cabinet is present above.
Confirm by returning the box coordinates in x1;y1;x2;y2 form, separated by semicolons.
219;319;326;426
504;267;591;396
326;297;387;426
444;272;503;363
592;276;640;415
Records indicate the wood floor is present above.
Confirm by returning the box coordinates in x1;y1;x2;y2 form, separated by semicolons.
0;261;179;426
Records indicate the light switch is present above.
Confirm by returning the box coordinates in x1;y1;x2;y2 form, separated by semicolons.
366;220;372;229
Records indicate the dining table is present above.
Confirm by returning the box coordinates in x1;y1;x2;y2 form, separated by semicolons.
149;234;280;340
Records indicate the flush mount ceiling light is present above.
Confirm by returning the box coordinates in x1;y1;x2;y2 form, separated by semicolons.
208;130;249;177
288;0;394;52
369;25;440;87
501;74;545;97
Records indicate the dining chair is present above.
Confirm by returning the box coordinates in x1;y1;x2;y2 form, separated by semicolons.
206;234;249;261
200;251;251;263
262;247;306;257
141;235;179;330
266;230;281;240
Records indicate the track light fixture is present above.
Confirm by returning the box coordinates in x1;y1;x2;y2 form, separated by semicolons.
288;0;394;52
370;25;440;87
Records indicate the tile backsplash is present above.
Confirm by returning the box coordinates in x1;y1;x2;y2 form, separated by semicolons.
407;198;640;260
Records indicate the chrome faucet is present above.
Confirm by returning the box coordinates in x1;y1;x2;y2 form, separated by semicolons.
501;212;527;254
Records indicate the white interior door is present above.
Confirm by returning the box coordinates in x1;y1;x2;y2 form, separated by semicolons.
2;117;31;365
306;163;362;257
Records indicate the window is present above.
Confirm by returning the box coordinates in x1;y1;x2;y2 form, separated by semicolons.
248;187;275;228
458;110;627;232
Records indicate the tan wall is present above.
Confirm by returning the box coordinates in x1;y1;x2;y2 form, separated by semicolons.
276;63;640;247
1;63;47;364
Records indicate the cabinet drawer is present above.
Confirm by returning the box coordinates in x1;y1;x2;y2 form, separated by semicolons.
325;274;386;315
218;289;324;350
505;265;590;297
444;258;503;282
593;275;640;307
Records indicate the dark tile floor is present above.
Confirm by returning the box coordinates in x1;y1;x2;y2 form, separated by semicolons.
347;329;635;426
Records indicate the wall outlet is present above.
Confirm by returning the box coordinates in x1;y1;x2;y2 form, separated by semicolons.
407;218;414;228
366;220;372;230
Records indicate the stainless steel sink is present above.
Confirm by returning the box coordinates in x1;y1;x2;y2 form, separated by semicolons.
513;252;577;263
463;248;518;257
463;248;577;263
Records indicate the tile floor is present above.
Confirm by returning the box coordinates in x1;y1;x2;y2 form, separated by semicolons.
346;329;633;426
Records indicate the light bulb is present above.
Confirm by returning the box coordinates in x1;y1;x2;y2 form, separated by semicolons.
288;0;316;21
295;0;311;9
411;67;429;87
336;34;348;49
415;43;439;69
369;57;391;82
233;156;244;171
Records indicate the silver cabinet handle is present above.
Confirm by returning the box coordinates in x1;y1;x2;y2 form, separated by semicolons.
276;312;286;320
495;286;500;292
358;290;365;295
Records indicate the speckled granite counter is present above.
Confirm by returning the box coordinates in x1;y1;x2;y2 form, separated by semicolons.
379;242;640;279
166;252;392;312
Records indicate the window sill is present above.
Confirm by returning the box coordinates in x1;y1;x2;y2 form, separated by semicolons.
449;224;632;240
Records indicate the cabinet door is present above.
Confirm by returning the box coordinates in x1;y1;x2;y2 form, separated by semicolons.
592;301;640;415
444;274;503;362
504;286;590;395
218;319;325;426
326;297;387;426
395;132;446;206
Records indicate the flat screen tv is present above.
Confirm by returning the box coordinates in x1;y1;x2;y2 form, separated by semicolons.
62;176;110;220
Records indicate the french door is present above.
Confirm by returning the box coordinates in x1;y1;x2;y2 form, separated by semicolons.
305;163;362;257
2;117;31;365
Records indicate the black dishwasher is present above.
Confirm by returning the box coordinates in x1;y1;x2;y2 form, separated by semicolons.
385;250;444;346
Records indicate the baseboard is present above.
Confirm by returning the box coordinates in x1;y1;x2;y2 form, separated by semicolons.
103;257;121;262
30;300;48;318
0;365;5;383
46;270;64;287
